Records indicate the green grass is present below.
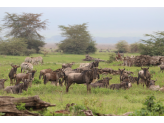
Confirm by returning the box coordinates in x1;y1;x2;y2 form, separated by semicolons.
0;52;164;115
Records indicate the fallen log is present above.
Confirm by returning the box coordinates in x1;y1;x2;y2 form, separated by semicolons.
0;95;56;116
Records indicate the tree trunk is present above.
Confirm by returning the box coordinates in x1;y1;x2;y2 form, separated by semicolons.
0;95;56;116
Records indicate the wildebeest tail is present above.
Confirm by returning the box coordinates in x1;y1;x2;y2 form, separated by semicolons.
39;72;42;80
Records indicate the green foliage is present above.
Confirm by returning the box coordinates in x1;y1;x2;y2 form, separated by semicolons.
32;77;42;84
130;95;164;116
3;12;47;54
58;23;96;54
16;103;26;111
116;40;129;53
130;42;140;53
0;112;5;116
0;37;29;56
139;31;164;56
69;104;87;116
106;52;116;63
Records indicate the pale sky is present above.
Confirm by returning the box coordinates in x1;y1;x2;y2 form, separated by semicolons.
0;1;164;43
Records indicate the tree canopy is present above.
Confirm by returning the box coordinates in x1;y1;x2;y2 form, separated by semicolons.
139;31;164;56
2;12;48;53
58;23;97;54
116;40;129;53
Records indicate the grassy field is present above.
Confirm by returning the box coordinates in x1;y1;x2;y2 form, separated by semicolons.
0;52;164;115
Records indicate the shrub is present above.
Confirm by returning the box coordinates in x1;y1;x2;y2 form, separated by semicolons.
32;77;42;84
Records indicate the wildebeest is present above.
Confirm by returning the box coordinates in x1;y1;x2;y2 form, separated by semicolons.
4;78;30;94
159;64;164;73
118;68;128;83
109;82;132;90
21;62;33;73
128;76;138;83
0;79;7;90
62;62;75;69
91;77;112;88
15;69;37;85
148;79;160;91
39;68;53;80
44;69;65;85
31;56;43;65
137;67;152;88
65;67;99;93
8;64;20;85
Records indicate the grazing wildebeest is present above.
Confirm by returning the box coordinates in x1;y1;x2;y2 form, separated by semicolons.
65;67;99;93
4;78;30;94
0;79;7;90
62;62;75;69
8;64;20;85
137;67;152;88
91;77;112;88
118;68;128;83
15;69;37;85
109;82;132;90
39;68;53;80
159;64;164;73
44;69;65;85
21;62;33;73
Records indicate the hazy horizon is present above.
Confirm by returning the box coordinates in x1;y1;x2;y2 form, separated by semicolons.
0;7;163;44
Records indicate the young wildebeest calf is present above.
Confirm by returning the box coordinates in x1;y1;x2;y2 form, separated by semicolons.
4;78;30;94
0;79;7;90
109;82;132;90
15;70;37;85
39;68;53;80
8;64;20;85
91;77;112;88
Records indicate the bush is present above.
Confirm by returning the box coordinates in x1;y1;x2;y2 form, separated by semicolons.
130;95;164;116
106;53;116;63
32;78;42;84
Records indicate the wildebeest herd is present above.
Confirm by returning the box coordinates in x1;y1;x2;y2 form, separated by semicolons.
0;56;162;94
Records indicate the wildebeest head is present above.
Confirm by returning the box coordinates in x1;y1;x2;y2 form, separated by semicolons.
118;68;125;75
141;67;149;77
11;64;20;73
22;78;30;91
0;79;7;88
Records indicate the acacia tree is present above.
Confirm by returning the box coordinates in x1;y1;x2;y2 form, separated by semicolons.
116;40;129;53
139;31;164;56
130;42;140;53
58;23;96;54
2;12;48;53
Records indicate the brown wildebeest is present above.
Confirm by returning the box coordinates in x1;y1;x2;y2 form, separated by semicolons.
8;64;20;85
118;68;128;83
128;76;138;83
39;68;53;80
91;77;112;88
44;69;65;85
137;67;152;88
65;67;99;93
15;69;37;85
0;79;7;90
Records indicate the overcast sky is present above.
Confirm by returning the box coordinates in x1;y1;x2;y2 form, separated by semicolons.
0;1;164;43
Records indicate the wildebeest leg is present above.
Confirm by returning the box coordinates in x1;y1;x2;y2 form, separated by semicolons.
10;78;13;85
86;84;91;93
59;79;62;86
66;82;72;93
